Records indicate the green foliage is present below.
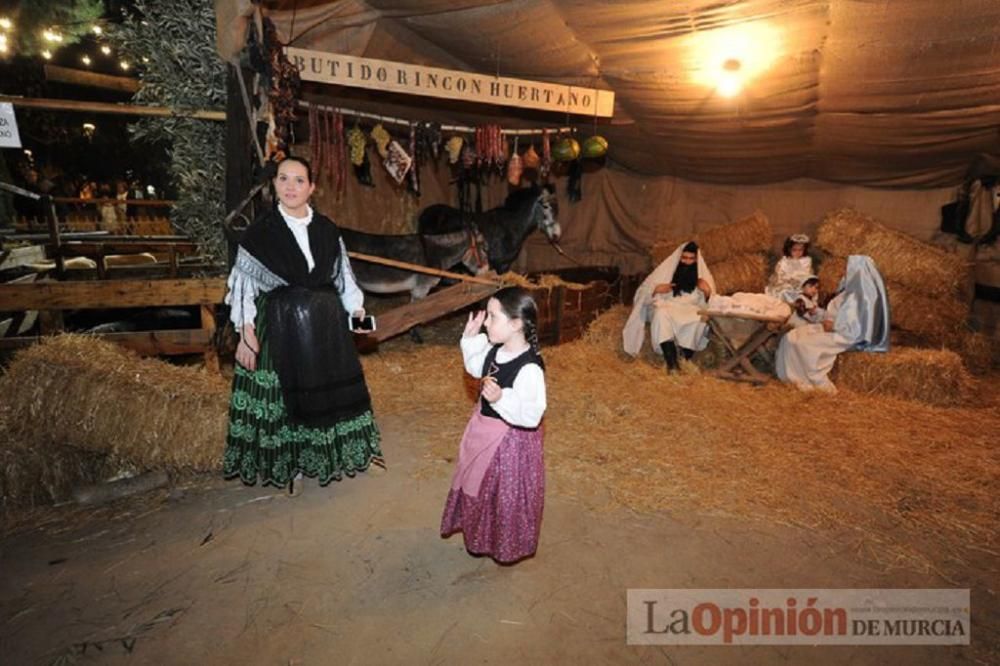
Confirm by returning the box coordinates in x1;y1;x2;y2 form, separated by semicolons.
11;0;104;55
110;0;227;263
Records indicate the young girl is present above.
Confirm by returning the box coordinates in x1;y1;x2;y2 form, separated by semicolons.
441;287;546;564
766;234;814;304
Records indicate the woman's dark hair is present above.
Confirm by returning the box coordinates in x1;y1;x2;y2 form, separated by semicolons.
783;236;811;257
492;286;541;354
276;155;313;183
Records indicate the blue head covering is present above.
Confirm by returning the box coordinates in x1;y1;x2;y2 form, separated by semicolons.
835;255;890;352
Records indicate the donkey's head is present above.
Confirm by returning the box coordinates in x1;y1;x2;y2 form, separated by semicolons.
532;184;561;242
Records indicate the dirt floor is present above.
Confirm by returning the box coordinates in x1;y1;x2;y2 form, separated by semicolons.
0;409;996;665
1;304;998;665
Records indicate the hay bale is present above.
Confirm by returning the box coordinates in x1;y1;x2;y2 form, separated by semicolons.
816;209;970;297
817;255;847;296
817;255;968;343
652;210;772;265
948;331;999;374
0;425;118;510
889;285;969;343
834;347;974;407
710;253;769;295
0;335;229;472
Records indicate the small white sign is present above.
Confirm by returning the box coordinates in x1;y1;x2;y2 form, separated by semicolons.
0;102;22;148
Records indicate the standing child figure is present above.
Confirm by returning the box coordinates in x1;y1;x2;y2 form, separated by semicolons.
766;234;814;304
441;287;547;564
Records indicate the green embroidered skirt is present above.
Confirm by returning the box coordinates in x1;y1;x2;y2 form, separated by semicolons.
223;308;383;488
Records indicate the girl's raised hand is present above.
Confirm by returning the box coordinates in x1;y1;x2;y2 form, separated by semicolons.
463;310;486;338
481;376;502;403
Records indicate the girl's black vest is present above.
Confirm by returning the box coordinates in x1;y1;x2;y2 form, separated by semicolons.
480;344;544;422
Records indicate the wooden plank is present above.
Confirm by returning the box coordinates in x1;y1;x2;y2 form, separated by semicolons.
0;95;226;121
0;278;227;310
55;241;199;255
44;64;141;93
372;282;499;342
200;305;220;373
348;251;501;287
0;329;212;355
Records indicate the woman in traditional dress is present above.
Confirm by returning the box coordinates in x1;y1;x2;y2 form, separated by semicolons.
776;255;890;392
223;157;382;493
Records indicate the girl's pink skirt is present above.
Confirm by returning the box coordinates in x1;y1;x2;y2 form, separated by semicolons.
440;410;544;564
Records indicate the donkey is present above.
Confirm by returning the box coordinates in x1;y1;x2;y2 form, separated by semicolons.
340;227;487;301
417;184;560;273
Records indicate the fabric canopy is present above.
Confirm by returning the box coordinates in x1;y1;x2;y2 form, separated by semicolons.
216;0;1000;188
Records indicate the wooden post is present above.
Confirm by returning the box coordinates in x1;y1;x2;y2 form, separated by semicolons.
201;305;220;373
44;195;65;279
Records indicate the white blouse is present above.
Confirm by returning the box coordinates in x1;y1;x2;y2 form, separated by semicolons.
460;333;547;428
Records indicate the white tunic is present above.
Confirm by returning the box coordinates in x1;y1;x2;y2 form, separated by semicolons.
650;289;710;350
460;333;546;428
766;256;814;304
775;292;859;392
623;242;716;356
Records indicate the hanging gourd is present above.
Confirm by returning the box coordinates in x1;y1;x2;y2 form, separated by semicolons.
581;135;609;159
552;134;581;162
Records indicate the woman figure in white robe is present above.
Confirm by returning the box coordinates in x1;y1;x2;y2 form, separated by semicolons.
776;255;890;392
623;241;716;373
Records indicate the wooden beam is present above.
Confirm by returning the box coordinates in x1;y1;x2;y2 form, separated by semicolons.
0;329;213;356
0;278;226;310
55;241;199;256
0;95;226;121
44;64;141;94
372;281;499;342
347;251;501;287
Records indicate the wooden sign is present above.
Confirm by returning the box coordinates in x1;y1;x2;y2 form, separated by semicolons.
285;48;614;118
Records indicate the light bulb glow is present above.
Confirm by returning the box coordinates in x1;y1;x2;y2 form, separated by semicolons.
81;55;92;66
100;45;111;55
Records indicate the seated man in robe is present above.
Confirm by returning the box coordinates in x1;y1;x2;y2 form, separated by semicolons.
623;241;716;373
776;256;890;392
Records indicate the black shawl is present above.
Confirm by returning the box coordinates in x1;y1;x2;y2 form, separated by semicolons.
240;207;371;426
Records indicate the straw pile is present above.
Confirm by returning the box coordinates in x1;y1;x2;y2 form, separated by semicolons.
817;208;970;297
0;406;120;512
370;308;1000;574
833;348;975;407
652;211;772;265
710;253;769;295
0;335;229;475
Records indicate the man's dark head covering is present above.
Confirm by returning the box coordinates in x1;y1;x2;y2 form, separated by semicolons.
672;241;699;296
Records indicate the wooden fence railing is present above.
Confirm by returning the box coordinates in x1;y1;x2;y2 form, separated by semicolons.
0;278;227;370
